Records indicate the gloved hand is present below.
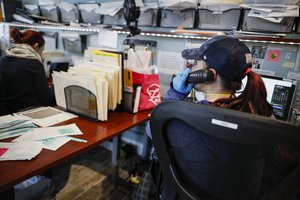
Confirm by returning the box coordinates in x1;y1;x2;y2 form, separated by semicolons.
172;68;194;94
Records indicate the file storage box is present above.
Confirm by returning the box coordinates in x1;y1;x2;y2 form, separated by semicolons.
102;8;127;26
242;9;295;33
39;5;60;22
139;8;159;27
159;0;198;7
58;3;79;24
244;0;297;4
42;32;58;51
197;5;241;30
160;8;196;28
77;3;101;24
62;36;85;54
24;4;40;16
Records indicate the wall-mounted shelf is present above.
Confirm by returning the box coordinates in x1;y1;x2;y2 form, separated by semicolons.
2;22;300;45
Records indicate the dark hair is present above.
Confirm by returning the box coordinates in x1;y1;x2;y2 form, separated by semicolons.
213;71;273;117
9;28;45;48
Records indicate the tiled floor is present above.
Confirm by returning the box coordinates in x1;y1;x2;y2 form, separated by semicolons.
51;146;141;200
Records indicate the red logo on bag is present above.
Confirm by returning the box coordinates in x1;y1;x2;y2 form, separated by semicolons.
147;83;161;105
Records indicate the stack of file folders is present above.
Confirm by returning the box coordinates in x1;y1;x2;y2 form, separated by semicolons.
52;49;123;121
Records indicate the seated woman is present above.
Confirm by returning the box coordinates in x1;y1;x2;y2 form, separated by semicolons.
0;28;56;113
0;28;56;200
146;35;296;199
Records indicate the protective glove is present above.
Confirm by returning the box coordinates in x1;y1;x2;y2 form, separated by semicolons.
172;68;194;94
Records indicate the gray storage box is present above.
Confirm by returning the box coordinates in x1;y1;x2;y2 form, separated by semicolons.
77;3;101;24
160;8;196;28
244;0;298;4
198;5;241;30
139;8;159;27
58;3;79;24
242;9;295;33
24;4;40;16
102;8;126;26
39;5;60;22
62;36;85;53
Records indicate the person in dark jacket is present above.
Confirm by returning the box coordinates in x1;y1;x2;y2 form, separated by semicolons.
146;36;295;200
0;28;56;200
0;28;55;113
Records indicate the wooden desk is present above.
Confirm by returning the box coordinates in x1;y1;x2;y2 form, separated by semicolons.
0;110;150;192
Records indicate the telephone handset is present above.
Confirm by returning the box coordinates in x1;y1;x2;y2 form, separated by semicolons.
186;69;215;84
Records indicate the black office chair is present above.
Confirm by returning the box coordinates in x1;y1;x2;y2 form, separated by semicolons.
150;100;300;200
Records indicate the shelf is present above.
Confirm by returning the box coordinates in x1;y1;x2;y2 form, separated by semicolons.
2;22;300;45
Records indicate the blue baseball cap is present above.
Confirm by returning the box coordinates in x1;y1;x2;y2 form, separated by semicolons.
182;35;252;81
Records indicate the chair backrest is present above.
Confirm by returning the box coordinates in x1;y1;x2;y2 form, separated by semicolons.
150;100;300;200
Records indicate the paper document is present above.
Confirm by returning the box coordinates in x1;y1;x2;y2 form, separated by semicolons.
98;28;118;49
126;48;152;72
17;107;77;127
14;123;83;142
0;127;35;140
157;51;185;75
0;114;28;129
241;4;299;23
40;137;71;151
0;141;43;161
0;114;36;139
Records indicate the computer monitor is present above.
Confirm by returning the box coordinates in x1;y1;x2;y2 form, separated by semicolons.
236;74;297;121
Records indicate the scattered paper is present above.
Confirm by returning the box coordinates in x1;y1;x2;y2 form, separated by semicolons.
13;123;83;142
0;142;43;161
0;127;35;140
240;4;299;23
16;107;77;127
0;114;36;140
40;137;71;151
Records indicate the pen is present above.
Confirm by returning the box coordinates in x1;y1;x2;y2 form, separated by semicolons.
66;136;87;143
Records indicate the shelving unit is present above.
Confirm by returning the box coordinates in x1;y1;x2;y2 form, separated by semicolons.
2;22;300;45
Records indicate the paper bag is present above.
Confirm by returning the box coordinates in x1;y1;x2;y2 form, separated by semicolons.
132;71;161;111
124;70;161;112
